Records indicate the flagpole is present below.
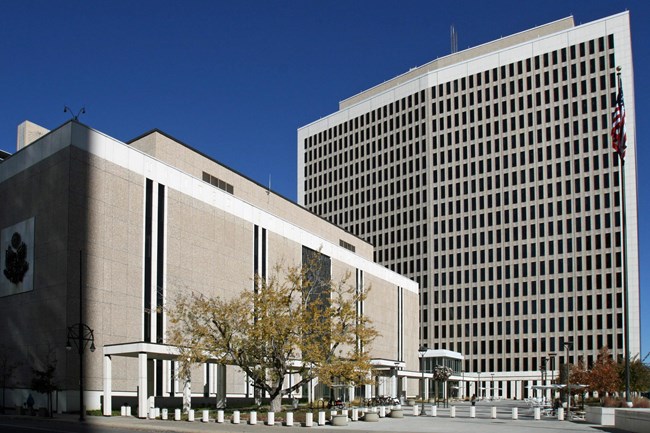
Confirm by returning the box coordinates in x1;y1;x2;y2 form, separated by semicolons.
616;67;631;406
621;153;631;405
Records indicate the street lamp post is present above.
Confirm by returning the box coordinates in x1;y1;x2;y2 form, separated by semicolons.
65;251;96;422
66;323;95;421
418;346;428;416
564;340;573;420
477;371;481;399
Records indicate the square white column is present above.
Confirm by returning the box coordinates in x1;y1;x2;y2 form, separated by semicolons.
103;355;112;416
138;353;148;418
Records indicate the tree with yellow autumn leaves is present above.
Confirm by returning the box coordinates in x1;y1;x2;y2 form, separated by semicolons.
167;256;377;413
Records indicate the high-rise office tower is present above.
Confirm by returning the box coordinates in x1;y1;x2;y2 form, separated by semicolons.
298;12;639;394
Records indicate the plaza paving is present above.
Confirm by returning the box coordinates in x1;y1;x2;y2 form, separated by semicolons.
27;400;626;433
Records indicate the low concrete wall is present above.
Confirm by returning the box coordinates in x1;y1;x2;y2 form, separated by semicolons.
616;409;650;433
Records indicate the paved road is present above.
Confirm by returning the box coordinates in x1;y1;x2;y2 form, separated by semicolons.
0;400;629;433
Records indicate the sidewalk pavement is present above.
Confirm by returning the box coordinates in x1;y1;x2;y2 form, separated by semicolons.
1;401;623;433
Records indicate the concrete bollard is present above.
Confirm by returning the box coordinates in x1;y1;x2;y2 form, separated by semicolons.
155;408;160;418
305;412;313;427
469;406;476;418
217;410;224;423
232;410;240;424
161;408;168;420
342;409;348;418
491;406;497;419
512;407;518;420
267;411;274;425
188;409;194;422
148;408;155;419
285;412;293;426
430;405;437;417
174;408;181;421
379;406;386;417
318;411;326;426
450;406;456;418
202;409;209;422
126;406;131;417
249;411;257;425
534;407;540;420
558;408;564;421
330;410;337;418
121;406;126;416
413;404;420;416
351;408;358;421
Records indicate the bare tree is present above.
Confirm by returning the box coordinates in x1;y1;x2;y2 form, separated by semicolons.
31;349;58;417
0;345;18;414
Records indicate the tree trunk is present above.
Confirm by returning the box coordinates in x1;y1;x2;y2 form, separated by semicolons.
270;394;282;413
183;377;192;414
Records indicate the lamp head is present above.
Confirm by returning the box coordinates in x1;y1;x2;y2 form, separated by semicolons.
90;341;96;353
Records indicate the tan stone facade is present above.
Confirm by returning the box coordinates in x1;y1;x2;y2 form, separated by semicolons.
0;120;418;413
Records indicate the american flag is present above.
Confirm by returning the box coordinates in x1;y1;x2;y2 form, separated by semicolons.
611;74;627;161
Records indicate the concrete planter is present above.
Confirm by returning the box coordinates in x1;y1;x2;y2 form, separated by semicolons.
389;408;404;418
331;414;348;426
586;406;616;426
363;412;379;422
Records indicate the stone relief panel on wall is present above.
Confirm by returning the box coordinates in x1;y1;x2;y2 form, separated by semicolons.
1;217;34;297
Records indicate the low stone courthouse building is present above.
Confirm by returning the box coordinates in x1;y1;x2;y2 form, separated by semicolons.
0;120;419;416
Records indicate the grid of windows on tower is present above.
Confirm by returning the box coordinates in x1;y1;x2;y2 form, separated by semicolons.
302;34;625;373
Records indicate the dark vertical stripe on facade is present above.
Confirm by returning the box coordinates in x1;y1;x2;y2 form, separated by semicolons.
156;183;165;344
262;228;267;279
144;179;153;342
254;225;259;277
156;359;163;396
170;362;175;396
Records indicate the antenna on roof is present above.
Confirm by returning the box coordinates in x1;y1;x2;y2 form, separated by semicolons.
450;25;458;54
64;106;86;121
267;174;271;195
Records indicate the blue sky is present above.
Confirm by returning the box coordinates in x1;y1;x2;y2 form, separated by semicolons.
1;1;648;358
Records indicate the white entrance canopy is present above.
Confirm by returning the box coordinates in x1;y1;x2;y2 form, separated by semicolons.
371;359;406;369
529;384;564;390
557;384;589;391
397;370;433;379
102;341;223;418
